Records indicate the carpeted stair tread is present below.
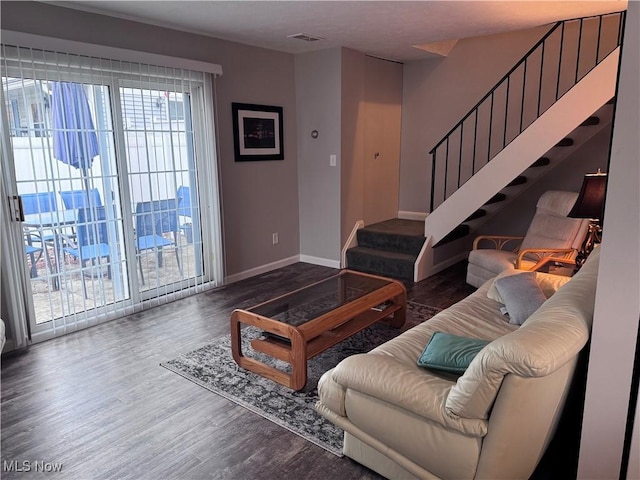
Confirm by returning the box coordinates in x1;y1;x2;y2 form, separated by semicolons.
363;218;425;237
530;157;550;168
357;229;425;256
484;193;506;205
465;209;486;222
555;137;574;147
581;116;600;126
346;246;415;281
507;175;527;187
433;224;470;247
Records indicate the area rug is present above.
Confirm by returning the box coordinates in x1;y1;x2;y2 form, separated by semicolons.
161;301;440;456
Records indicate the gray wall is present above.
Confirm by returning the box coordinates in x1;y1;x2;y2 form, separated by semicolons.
399;25;551;214
1;1;300;279
475;124;612;237
340;48;366;247
295;48;342;264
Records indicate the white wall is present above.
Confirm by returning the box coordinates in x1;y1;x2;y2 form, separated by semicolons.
295;48;342;266
578;2;640;477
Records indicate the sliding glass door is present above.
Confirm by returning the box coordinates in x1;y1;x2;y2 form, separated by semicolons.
119;86;204;296
1;45;222;343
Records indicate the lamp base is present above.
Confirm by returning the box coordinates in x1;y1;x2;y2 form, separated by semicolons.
574;223;602;273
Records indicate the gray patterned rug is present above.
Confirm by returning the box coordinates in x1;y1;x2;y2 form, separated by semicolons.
161;301;440;456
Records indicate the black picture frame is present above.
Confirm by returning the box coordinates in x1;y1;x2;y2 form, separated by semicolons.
232;103;284;161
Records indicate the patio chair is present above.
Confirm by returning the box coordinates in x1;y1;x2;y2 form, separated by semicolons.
24;244;44;279
59;188;103;210
466;190;590;287
176;185;196;243
135;199;183;285
22;192;57;277
176;185;192;219
62;206;111;299
59;188;103;242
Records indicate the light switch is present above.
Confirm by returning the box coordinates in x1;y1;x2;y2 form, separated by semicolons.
330;154;337;166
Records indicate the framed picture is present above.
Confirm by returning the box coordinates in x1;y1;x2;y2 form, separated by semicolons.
232;103;284;161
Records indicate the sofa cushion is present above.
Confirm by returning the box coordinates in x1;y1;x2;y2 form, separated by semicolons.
417;332;490;374
467;248;518;275
519;190;585;258
519;213;584;257
493;272;547;325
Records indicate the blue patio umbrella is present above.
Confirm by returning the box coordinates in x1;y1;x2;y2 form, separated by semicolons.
51;81;102;265
51;81;99;194
50;81;123;299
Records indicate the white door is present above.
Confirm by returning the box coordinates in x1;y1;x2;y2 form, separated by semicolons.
363;56;403;225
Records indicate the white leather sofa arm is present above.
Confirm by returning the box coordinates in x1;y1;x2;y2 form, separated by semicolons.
0;319;5;353
326;353;489;437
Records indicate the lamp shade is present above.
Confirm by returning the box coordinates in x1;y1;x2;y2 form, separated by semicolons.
568;172;607;220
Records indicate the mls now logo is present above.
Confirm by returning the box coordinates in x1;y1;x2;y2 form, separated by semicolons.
3;460;63;473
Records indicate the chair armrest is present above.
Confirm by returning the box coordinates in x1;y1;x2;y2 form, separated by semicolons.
473;235;524;251
516;248;575;270
59;232;79;250
528;256;576;273
23;225;42;239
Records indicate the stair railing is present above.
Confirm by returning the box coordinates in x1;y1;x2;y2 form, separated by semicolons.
429;11;625;212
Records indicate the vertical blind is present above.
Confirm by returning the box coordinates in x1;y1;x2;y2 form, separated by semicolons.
1;43;223;344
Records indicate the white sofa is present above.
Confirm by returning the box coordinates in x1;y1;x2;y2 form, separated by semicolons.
316;246;601;479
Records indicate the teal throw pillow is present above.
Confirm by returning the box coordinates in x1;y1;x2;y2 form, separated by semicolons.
493;271;547;325
417;332;490;374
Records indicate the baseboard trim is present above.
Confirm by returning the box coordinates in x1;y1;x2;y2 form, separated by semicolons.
225;255;301;284
429;251;469;276
299;255;341;269
398;211;428;221
1;339;16;354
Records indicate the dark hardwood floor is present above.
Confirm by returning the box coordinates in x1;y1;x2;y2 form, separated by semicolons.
1;261;474;480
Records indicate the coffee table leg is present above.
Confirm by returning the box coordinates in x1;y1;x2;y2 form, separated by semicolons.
389;292;407;328
289;329;308;391
230;310;244;364
231;310;310;391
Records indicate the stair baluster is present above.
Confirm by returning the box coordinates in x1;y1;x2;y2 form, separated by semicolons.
429;11;625;213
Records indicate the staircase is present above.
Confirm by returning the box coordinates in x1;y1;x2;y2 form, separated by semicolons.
345;219;425;281
344;11;625;282
432;105;613;249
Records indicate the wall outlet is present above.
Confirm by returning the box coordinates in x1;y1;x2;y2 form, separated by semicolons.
272;232;279;245
330;154;337;166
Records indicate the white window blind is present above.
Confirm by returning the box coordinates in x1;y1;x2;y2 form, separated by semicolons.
1;42;223;343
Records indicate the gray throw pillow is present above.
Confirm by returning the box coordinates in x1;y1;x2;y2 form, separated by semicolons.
494;271;547;325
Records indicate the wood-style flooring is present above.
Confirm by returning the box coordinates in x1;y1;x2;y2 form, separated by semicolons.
0;261;474;480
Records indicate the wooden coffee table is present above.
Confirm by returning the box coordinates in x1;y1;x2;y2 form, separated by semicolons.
230;270;406;391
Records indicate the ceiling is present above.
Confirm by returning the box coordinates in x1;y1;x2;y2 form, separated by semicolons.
49;1;626;62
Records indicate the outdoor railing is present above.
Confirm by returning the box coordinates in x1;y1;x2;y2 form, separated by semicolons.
429;11;626;211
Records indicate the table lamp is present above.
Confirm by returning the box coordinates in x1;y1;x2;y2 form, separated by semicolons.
568;169;607;271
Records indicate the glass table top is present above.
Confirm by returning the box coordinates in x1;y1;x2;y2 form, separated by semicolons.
248;271;393;327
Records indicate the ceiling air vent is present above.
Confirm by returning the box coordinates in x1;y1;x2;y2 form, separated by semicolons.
287;33;325;42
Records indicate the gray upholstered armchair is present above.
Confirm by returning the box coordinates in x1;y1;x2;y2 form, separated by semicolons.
466;190;590;288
